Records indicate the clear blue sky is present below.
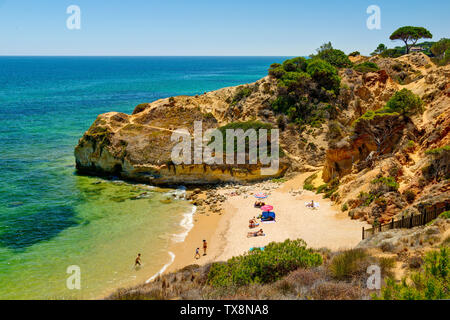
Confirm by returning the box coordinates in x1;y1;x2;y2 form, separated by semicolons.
0;0;448;56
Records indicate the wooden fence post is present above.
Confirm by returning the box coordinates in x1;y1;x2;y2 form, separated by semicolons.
401;215;404;228
391;218;394;229
409;215;413;228
362;227;365;240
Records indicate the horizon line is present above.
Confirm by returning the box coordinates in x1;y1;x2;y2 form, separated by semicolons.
0;55;299;58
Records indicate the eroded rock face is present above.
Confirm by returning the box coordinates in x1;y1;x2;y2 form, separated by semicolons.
75;81;290;185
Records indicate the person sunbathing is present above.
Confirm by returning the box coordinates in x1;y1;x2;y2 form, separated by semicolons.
306;200;314;208
247;229;264;237
254;201;265;207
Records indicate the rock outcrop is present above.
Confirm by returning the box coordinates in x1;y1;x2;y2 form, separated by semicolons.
75;78;291;185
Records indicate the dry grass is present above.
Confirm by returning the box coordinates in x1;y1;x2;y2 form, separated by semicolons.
108;248;397;300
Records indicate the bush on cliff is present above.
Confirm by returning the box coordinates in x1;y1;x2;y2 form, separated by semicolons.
313;48;353;69
383;88;424;117
306;59;341;94
268;56;340;126
231;86;253;106
353;61;379;73
207;239;323;287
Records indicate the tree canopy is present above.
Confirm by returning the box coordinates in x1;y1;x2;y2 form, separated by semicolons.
371;43;387;56
389;26;433;54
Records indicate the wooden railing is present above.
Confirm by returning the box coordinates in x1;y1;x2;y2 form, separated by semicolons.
362;200;450;240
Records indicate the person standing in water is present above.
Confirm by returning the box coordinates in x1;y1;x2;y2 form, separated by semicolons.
203;240;207;256
135;253;142;267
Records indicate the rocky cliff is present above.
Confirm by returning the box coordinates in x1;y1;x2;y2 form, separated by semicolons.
75;53;449;199
75;77;291;185
320;53;449;224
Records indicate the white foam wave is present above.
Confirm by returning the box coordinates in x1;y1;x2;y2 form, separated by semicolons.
146;251;176;283
172;205;196;243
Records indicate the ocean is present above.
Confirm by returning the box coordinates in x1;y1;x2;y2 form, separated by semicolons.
0;56;287;299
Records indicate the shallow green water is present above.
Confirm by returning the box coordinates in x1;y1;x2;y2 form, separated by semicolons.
0;56;285;299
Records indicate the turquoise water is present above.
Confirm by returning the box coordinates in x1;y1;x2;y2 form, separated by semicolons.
0;57;286;299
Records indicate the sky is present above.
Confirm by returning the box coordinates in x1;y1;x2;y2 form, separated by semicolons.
0;0;448;56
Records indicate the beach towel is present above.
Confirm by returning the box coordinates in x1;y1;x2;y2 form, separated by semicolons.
261;220;276;224
249;247;265;252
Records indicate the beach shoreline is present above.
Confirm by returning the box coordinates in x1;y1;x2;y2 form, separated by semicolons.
162;172;371;279
100;171;371;299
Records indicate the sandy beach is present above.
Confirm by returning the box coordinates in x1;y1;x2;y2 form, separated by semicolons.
165;173;370;274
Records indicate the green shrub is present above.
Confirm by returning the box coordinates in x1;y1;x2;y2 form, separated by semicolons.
376;247;449;300
348;51;360;57
341;203;349;212
371;176;399;192
383;88;424;116
231;87;253;106
358;191;376;206
207;239;323;287
381;47;404;58
314;49;353;68
316;178;340;198
403;190;416;203
306;59;341;94
329;249;368;280
440;211;450;219
353;62;380;73
303;173;318;191
431;38;450;65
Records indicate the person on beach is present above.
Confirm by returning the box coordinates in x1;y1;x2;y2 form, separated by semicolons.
195;248;200;259
247;229;264;237
249;217;259;229
135;253;142;267
203;240;207;256
306;200;315;208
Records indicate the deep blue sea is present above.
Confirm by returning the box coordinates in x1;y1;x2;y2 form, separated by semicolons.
0;56;287;299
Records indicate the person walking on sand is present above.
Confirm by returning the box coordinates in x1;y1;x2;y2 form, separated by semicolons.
202;240;207;256
195;248;200;259
135;253;142;267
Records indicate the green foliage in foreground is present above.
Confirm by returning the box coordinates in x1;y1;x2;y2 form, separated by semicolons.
330;249;368;280
353;61;380;73
376;247;449;300
207;239;323;287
